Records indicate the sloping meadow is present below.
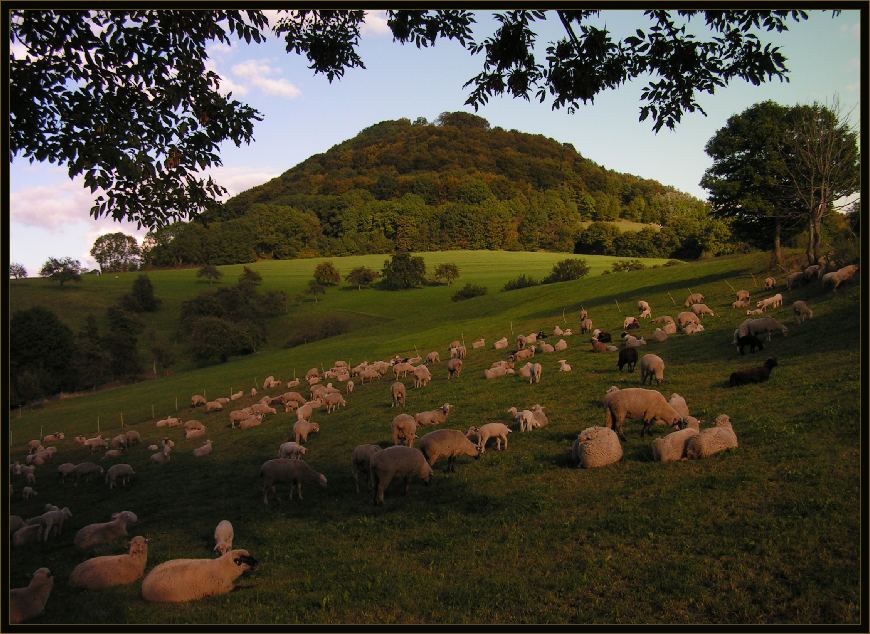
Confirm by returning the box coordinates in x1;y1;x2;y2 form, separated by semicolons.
7;251;862;624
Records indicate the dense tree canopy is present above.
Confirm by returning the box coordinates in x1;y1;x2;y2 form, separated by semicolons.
10;306;77;406
10;9;829;227
90;232;142;272
40;257;84;285
10;263;27;279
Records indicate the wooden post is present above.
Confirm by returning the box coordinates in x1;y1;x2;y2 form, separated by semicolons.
97;416;100;434
120;412;124;428
510;321;513;334
667;292;676;307
724;279;736;292
175;396;178;412
151;404;155;420
414;345;419;358
39;426;43;441
751;273;758;288
614;299;621;315
562;308;566;323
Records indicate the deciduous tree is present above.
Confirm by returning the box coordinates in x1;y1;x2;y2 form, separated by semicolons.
9;263;27;279
434;263;460;285
313;261;341;286
90;232;141;272
40;257;84;286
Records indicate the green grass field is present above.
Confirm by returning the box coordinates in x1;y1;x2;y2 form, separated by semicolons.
7;250;861;625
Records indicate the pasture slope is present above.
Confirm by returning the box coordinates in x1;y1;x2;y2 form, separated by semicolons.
7;250;862;625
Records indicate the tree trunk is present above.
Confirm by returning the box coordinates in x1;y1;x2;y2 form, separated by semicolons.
771;218;783;269
805;219;815;265
811;213;823;265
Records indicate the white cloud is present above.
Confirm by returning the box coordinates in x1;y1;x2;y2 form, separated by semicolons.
251;75;301;98
230;59;301;99
206;165;281;199
361;10;390;36
207;41;234;56
204;58;249;96
11;179;97;230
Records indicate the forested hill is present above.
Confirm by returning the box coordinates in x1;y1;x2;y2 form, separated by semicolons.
144;112;730;266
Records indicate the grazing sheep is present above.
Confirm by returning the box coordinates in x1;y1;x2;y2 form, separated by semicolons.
756;293;783;311
42;432;64;444
734;317;789;342
346;380;354;394
190;395;206;408
617;347;638;372
323;392;347;413
579;318;593;334
667;393;690;419
37;507;73;542
735;290;750;302
73;462;104;485
413;365;432;388
686;414;738;459
793;300;813;324
623;316;640;330
651;427;700;463
278;441;307;460
369;446;432;505
822;264;859;291
493;338;508;350
639;354;665;385
677;311;699;328
351;444;383;493
683;322;705;335
447;358;463;379
690;303;716;318
661;321;678;335
417;429;481;472
74;511;138;550
57;463;76;483
786;271;804;290
736;334;764;355
192;440;213;458
651;328;668;343
764;276;776;289
295;398;323;422
622;334;647;348
684;293;705;307
124;430;141;446
426;351;441;364
732;299;750;309
391;414;418;447
569;427;623;468
729;357;778;387
558;359;572;372
141;549;258;602
415;403;452;427
9;567;53;624
390;381;406;408
260;459;327;505
293;420;320;445
465;423;511;452
105;464;135;489
449;345;467;360
602;388;684;440
213;520;234;555
593;330;612;343
69;536;149;590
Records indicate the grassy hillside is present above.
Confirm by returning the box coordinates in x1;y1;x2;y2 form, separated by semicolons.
7;251;861;625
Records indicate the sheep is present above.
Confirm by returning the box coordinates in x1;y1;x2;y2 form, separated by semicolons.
351;444;383;494
756;293;783;311
510;347;535;363
447;358;463;379
732;299;750;309
25;470;37;486
686;414;738;459
156;416;179;428
537;342;555;354
553;325;564;336
105;464;135;489
651;328;668;343
651;427;700;463
569;427;623;468
125;430;141;446
506;406;535;432
484;365;515;379
593;330;612;343
417;429;481;472
617;347;638;372
11;515;25;537
42;431;64;444
37;507;73;541
492;337;508;350
579;318;593;334
205;400;223;413
553;338;568;352
786;271;804;290
736;333;764;355
735;290;750;302
69;536;149;590
415;403;452;428
465;423;511;452
213;520;234;555
190;395;207;407
296;398;324;422
734;317;789;342
524;362;542;384
683;322;705;335
228;408;253;427
346;380;354;394
425;351;441;365
141;548;258;602
390;414;418;448
323;391;347;413
690;303;716;318
729;357;778;387
622;334;647;348
684;292;705;307
623;316;640;330
192;440;213;458
412;364;432;389
250;403;277;416
639;354;665;385
12;524;42;547
73;462;104;485
369;446;432;505
579;308;588;320
185;427;207;441
822;263;859;290
238;414;263;430
57;463;76;483
278;441;307;460
558;359;572;372
215;397;230;406
591;338;608;354
602;388;684;440
263;375;280;390
306;367;320;380
746;308;764;316
472;338;485;349
525;404;549;431
637;300;651;315
9;567;53;624
677;311;699;328
150;445;172;463
793;300;813;324
230;390;244;401
260;459;327;505
764;276;776;289
390;381;406;408
293;420;320;445
100;449;123;462
74;511;138;550
287;379;300;389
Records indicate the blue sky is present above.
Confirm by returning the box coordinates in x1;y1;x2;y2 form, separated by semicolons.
9;9;862;275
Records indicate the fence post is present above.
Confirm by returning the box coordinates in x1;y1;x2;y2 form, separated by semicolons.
151;404;155;420
120;412;125;429
97;416;100;434
175;396;178;412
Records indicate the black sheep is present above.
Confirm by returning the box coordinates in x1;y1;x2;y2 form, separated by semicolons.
736;334;764;355
729;357;778;387
596;331;612;343
617;347;638;372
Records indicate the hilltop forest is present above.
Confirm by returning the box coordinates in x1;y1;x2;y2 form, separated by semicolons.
142;112;732;266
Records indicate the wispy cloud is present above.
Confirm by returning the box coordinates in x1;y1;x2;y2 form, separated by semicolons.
230;59;301;99
207;165;281;199
361;10;390;36
205;58;249;96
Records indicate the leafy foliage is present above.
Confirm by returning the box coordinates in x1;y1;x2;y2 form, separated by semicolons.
379;252;426;290
434;262;460;285
188;316;257;363
314;261;341;286
10;263;28;279
610;259;647;272
40;257;84;286
103;305;144;380
121;275;162;312
10;306;76;406
451;283;488;301
543;258;590;283
502;274;541;292
344;266;379;289
90;232;141;273
305;279;326;302
197;264;223;284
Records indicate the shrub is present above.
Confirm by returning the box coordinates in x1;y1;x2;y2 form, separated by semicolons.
313;261;341;286
345;266;379;289
434;263;460;285
452;283;488;302
121;274;161;312
543;258;590;284
502;274;540;291
379;252;426;290
610;259;646;273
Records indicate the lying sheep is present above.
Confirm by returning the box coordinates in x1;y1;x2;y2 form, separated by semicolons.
734;317;788;342
42;431;64;444
623;316;640;330
591;338;608;353
558;359;572;372
369;445;432;505
764;276;776;289
260;459;327;505
617;347;638;372
654;316;675;326
690;303;715;318
793;300;813;324
447;358;463;379
70;536;149;590
141;549;258;602
639;354;665;385
661;321;677;335
287;379;300;389
351;444;383;493
213;520;234;555
230;390;244;401
293;420;320;445
684;292;705;307
554;338;568;352
683;322;705;335
756;293;783;311
537;342;555;354
569;427;623;468
651;427;699;463
278;441;307;460
74;511;138;550
729;357;778;387
205;401;223;413
185;427;207;441
483;366;515;379
229;408;253;427
465;423;511;452
622;334;647;348
686;414;738;459
413;365;432;388
415;403;452;427
667;393;689;419
677;311;699;328
472;338;485;349
12;523;42;547
417;429;481;471
191;395;206;408
602;388;684;440
651;328;668;343
735;290;750;302
493;338;508;350
125;430;141;446
637;300;651;316
192;440;213;458
105;464;135;489
150;445;172;464
10;567;53;624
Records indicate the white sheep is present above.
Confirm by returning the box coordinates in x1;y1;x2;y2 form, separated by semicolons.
537;342;555;354
230;390;244;401
579;318;593;334
346;380;354;394
417;429;481;471
349;444;382;493
558;359;572;372
602;388;684;439
10;567;53;623
12;523;42;547
69;536;149;590
205;400;223;412
293;420;320;445
190;395;206;407
156;416;179;428
56;463;76;483
651;328;668;343
150;445;172;464
676;311;699;328
756;293;783;311
793;300;813;324
493;337;509;350
37;507;73;542
554;338;568;352
483;366;515;379
518;362;542;384
415;403;452;427
683;322;705;335
73;461;105;484
278;441;308;460
690;303;716;318
213;520;234;555
569;427;623;468
323;391;347;413
639;354;665;385
413;364;432;388
185;427;207;441
369;445;432;505
141;549;257;602
786;271;804;290
296;398;324;422
192;440;213;458
105;464;135;489
822;264;859;291
74;511;138;550
622;334;647;348
260;459;327;505
472;337;485;349
623;316;640;330
733;317;789;342
553;325;564;336
746;308;764;316
732;299;750;309
637;300;651;316
735;290;750;302
686;414;738;459
506;407;535;432
391;414;418;447
390;381;407;408
465;423;511;452
651;427;700;463
684;292;705;307
42;431;65;444
125;430;141;446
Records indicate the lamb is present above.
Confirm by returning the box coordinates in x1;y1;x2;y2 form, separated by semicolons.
238;414;264;430
12;523;42;547
569;427;623;468
510;347;535;362
230;390;244;401
213;520;234;555
660;319;677;334
417;429;481;471
287;379;300;389
215;397;230;406
756;293;783;311
602;387;684;440
263;375;281;390
519;362;542;384
553;338;568;352
105;464;135;489
472;338;485;349
793;300;813;324
278;441;307;460
493;337;508;350
736;333;764;355
622;334;647;348
295;398;324;422
465;423;511;452
229;408;254;427
415;403;452;427
57;463;76;483
369;445;432;505
579;308;588;320
651;328;668;343
746;308;764;316
448;339;462;350
260;459;327;505
563;328;573;336
192;440;213;458
729;357;778;387
393;361;415;379
413;364;432;388
667;393;690;419
250;403;277;416
74;511;138;550
764;276;776;289
684;292;705;307
426;351;441;365
391;413;418;448
323;392;347;413
637;300;651;316
506;407;534;432
735;290;750;302
9;567;53;624
69;535;149;590
483;366;515;379
150;445;172;463
558;359;572;372
447;358;463;379
686;414;738;459
617;347;638;372
184;419;205;431
391;381;406;407
42;431;64;444
734;317;789;342
690;303;716;318
651;427;700;463
37;507;73;541
579;318;593;334
125;430;141;446
623;316;640;330
639;354;665;385
553;325;564;336
677;311;699;328
190;395;206;407
293;420;320;445
346;380;354;394
73;462;104;485
683;322;705;335
141;548;258;602
537;342;555;354
351;444;383;493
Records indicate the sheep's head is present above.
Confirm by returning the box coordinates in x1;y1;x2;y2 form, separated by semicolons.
714;414;732;428
465;426;480;439
229;549;258;573
317;473;328;489
129;536;149;556
442;403;451;415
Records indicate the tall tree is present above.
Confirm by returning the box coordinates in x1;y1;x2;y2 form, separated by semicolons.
9;263;28;279
10;306;76;405
40;257;84;286
434;263;460;285
103;305;143;380
90;232;141;273
380;252;426;289
197;264;223;284
344;266;379;290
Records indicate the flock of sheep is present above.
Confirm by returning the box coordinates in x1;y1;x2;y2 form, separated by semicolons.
8;255;858;621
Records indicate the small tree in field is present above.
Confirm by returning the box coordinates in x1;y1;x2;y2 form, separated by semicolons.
345;266;379;290
380;252;426;290
543;258;590;283
434;262;460;285
40;257;83;286
121;274;162;312
197;264;222;284
305;279;326;302
10;263;27;279
313;261;341;286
